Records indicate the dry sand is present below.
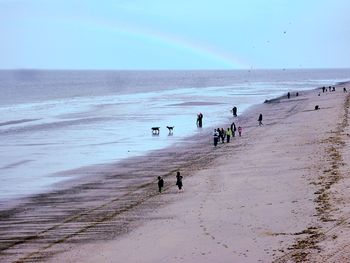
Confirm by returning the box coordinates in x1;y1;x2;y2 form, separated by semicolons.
1;84;350;263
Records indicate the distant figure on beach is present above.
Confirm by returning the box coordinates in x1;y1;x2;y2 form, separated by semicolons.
196;113;203;128
213;129;219;147
238;126;242;136
296;92;299;97
287;92;290;99
176;171;183;190
230;122;237;137
220;128;225;143
328;86;331;92
332;87;335;92
157;176;164;193
258;114;263;126
344;87;347;93
322;86;326;93
232;106;237;117
226;128;232;143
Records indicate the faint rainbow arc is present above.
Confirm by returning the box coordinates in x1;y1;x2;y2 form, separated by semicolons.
70;17;249;69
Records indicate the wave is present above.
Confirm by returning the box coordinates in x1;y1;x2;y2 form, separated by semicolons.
0;118;40;127
0;117;114;136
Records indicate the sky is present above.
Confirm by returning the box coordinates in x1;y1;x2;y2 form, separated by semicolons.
1;0;350;70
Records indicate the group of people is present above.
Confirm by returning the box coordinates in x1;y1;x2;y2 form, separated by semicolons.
213;122;243;147
322;86;336;93
157;171;183;193
157;106;263;191
287;91;299;99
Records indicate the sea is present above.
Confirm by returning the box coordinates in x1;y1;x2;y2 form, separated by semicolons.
1;69;349;202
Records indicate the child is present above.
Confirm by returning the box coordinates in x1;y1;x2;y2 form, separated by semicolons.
238;126;242;136
158;176;164;193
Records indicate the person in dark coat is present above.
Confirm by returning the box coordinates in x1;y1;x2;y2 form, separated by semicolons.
230;122;237;137
232;106;237;117
258;114;263;126
220;128;225;143
157;176;164;193
176;171;183;190
196;113;203;128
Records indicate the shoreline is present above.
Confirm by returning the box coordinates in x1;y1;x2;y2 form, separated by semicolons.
0;88;280;211
1;83;350;262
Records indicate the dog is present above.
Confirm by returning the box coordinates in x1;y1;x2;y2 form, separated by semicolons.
166;126;174;134
151;127;160;135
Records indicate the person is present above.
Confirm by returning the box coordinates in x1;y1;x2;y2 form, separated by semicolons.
232;106;237;117
296;92;299;97
176;171;183;190
287;92;290;99
322;86;326;93
230;121;237;137
238;126;242;136
220;128;225;143
258;114;263;126
213;129;219;147
226;127;232;143
217;127;222;141
344;87;347;93
196;113;203;128
157;176;164;193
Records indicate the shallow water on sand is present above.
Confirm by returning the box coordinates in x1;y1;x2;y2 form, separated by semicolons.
0;69;349;201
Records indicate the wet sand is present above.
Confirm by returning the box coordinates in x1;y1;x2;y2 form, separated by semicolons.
1;84;350;262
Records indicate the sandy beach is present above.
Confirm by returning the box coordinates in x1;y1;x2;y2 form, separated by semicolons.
1;83;350;263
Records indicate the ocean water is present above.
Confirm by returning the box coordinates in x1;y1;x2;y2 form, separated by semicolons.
0;69;349;201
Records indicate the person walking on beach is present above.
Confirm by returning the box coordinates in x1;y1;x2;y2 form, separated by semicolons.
344;87;347;93
226;127;232;143
258;114;263;126
217;127;222;142
176;171;183;190
220;128;225;143
213;129;219;147
230;122;237;137
196;113;203;128
287;92;290;99
232;106;237;117
238;126;242;136
157;176;164;193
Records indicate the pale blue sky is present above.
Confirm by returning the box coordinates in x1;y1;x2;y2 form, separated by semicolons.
1;0;350;69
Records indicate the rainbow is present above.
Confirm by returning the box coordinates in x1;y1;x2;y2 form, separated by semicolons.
66;16;250;69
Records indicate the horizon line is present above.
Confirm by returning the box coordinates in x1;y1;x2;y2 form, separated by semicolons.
1;67;350;71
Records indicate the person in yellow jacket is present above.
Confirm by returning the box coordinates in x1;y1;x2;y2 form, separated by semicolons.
226;127;232;143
